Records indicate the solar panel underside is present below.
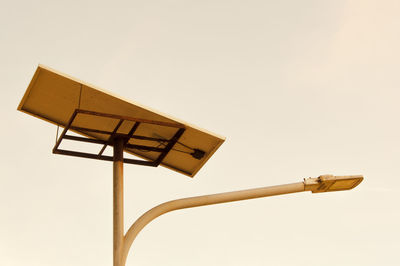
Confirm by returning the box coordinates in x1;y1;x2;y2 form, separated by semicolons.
17;65;225;177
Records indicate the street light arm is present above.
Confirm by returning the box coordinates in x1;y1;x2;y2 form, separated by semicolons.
121;174;363;265
122;181;305;265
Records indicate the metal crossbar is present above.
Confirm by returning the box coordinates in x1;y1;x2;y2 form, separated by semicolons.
53;109;186;167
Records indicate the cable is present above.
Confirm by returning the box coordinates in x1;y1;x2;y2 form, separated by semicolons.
55;125;59;144
152;133;194;152
78;84;82;109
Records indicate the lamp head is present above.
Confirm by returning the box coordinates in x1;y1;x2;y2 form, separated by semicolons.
304;175;363;193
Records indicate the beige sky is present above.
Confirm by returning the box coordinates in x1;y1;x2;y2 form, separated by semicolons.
1;1;399;265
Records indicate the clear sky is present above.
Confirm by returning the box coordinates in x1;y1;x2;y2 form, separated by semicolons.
1;0;399;265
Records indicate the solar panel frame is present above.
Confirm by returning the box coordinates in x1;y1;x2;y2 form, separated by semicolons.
17;65;225;177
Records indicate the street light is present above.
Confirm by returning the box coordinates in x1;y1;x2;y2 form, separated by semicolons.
17;66;364;266
304;174;363;193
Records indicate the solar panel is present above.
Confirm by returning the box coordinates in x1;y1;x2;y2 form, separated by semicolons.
18;65;225;177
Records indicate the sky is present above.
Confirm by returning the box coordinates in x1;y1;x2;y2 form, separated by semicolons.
1;0;400;265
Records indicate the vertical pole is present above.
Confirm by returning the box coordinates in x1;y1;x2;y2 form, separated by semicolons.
113;138;124;266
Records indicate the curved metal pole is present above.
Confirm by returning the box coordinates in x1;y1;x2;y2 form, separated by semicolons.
121;181;306;265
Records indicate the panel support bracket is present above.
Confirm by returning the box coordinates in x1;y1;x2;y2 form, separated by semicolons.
53;109;186;167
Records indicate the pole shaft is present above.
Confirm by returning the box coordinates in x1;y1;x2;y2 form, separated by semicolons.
113;138;124;266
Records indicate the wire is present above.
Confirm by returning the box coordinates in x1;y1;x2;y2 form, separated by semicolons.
127;133;199;156
172;148;192;154
55;125;59;144
153;133;194;152
78;84;82;109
